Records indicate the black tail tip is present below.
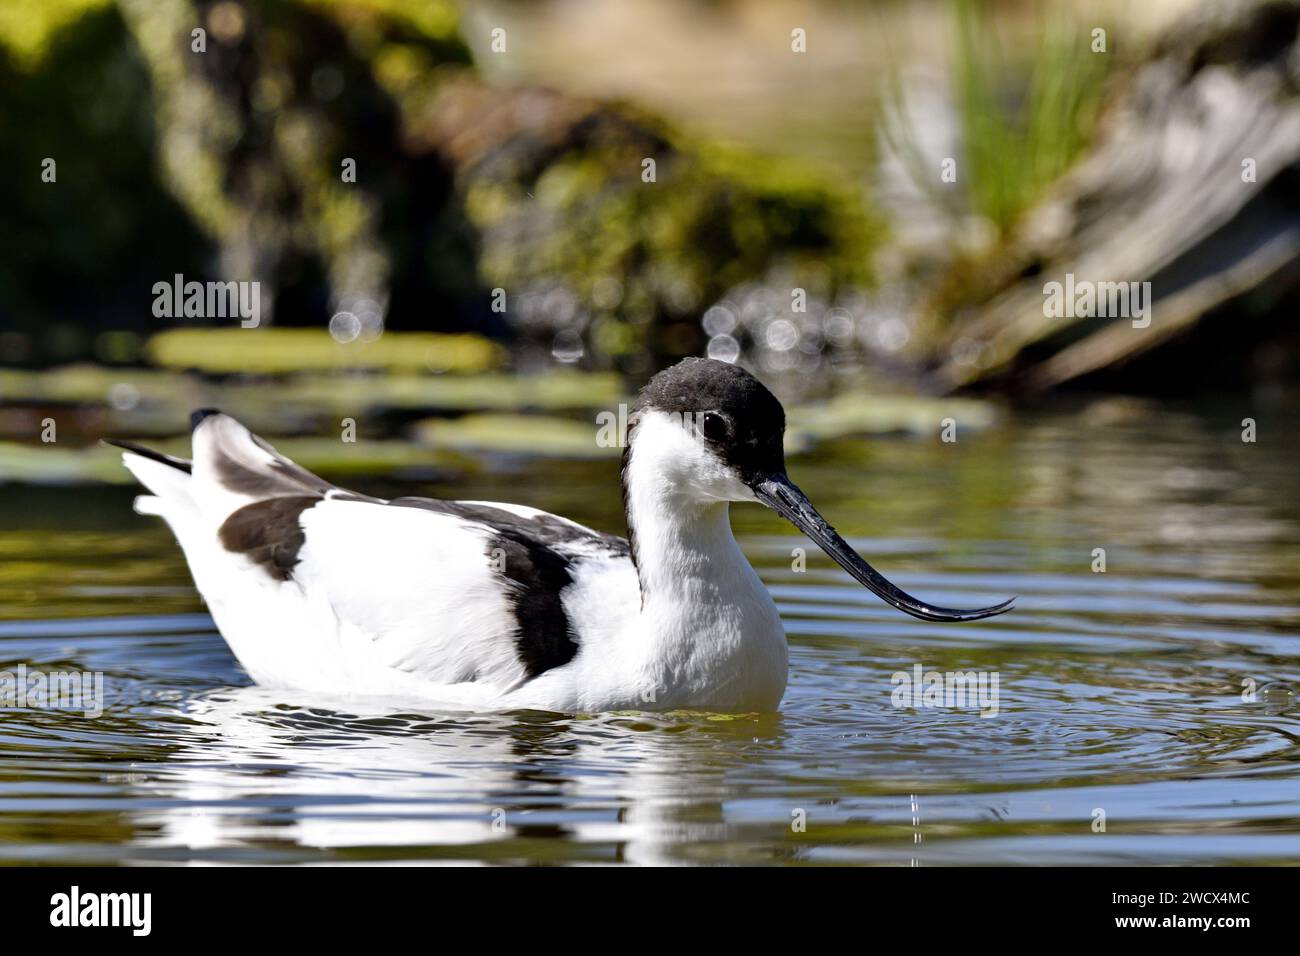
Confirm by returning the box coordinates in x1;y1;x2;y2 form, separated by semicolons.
190;408;222;431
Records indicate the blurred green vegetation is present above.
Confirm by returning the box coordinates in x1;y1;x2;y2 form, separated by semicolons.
466;134;881;368
0;0;883;374
881;0;1110;244
3;0;1279;455
0;1;214;359
950;0;1109;234
0;0;110;66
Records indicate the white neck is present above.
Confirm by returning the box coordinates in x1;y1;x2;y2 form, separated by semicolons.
619;413;788;710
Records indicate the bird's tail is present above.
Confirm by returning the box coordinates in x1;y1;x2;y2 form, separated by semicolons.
103;438;198;525
112;408;348;528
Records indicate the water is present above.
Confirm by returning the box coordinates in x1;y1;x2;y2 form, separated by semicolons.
1;401;1298;865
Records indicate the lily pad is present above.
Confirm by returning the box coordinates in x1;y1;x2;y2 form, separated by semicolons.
411;413;616;458
146;328;504;375
787;392;1001;445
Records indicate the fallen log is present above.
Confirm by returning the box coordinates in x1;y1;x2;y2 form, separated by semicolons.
934;0;1300;394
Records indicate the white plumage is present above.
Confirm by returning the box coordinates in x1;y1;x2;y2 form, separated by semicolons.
113;358;1011;714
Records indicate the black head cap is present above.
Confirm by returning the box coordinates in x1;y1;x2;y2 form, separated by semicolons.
190;407;223;431
634;357;787;483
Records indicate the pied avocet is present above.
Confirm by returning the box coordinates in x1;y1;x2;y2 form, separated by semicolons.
110;358;1012;712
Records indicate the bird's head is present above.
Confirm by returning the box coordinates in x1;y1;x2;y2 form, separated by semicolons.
626;357;1014;622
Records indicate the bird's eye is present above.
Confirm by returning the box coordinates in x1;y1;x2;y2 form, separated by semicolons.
700;412;728;442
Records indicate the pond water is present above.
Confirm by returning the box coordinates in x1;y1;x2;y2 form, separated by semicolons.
0;400;1297;865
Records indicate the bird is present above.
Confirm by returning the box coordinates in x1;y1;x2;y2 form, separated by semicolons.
108;357;1013;713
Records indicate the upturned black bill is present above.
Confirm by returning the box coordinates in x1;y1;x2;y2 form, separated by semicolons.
751;473;1015;623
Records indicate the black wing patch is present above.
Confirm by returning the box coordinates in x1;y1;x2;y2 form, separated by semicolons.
388;498;630;679
218;496;320;581
488;532;579;679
